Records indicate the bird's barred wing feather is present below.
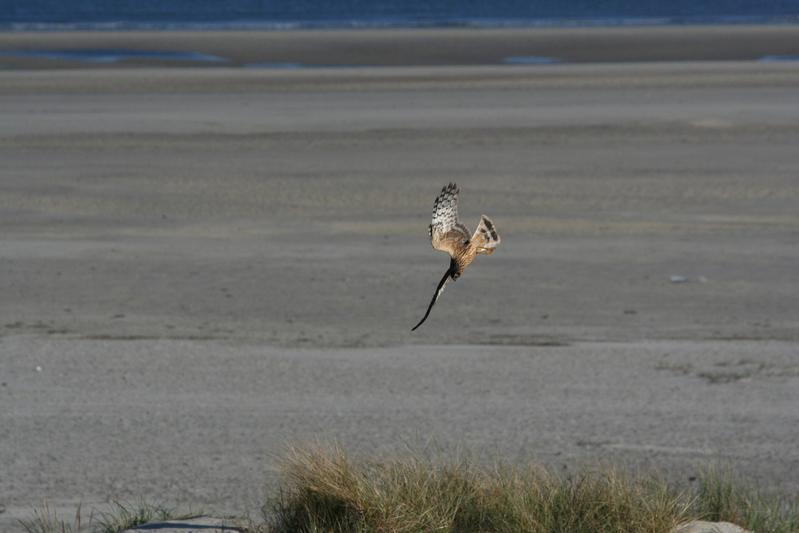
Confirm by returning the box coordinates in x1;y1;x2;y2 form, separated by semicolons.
472;215;500;254
429;182;470;255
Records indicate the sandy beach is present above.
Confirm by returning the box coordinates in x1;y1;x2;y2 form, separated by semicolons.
1;27;798;530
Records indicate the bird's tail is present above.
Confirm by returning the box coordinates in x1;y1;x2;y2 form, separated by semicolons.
472;215;500;255
411;266;452;331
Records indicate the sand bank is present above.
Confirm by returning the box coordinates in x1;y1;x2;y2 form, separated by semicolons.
1;62;797;346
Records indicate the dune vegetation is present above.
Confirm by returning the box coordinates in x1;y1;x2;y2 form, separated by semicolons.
262;445;799;533
21;444;799;533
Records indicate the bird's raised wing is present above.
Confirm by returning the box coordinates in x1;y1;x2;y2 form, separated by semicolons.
471;215;500;254
428;182;470;256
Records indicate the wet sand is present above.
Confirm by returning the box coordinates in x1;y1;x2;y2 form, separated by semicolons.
2;25;799;68
1;28;798;529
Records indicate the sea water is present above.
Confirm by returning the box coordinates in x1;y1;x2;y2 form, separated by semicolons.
2;0;798;31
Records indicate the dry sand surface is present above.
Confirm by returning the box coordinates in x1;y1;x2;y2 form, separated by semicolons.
1;28;798;529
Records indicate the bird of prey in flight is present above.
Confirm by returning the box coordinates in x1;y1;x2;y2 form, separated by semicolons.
412;183;501;331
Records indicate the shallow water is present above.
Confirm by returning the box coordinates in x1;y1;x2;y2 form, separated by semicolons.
759;54;799;62
2;0;799;30
503;55;562;65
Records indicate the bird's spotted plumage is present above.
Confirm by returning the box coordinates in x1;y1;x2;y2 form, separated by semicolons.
412;183;501;331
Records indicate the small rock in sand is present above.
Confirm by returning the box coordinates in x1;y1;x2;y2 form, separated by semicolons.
671;520;751;533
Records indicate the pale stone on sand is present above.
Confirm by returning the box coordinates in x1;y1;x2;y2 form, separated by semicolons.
672;520;751;533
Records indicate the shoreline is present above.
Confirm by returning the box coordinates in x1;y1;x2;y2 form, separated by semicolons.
3;62;799;97
2;25;799;69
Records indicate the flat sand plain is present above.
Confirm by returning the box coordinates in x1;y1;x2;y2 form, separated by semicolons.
1;28;799;529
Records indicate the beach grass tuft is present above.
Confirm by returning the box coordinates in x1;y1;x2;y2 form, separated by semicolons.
263;444;799;533
19;502;84;533
694;467;799;533
93;501;182;533
20;500;200;533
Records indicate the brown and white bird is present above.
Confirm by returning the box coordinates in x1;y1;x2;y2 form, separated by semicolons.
411;183;500;331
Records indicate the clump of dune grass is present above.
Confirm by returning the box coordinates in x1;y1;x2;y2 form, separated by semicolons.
264;444;687;533
694;467;799;533
19;502;84;533
20;500;200;533
93;501;186;533
264;445;799;533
